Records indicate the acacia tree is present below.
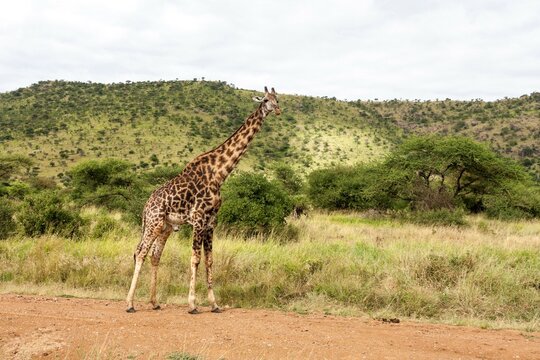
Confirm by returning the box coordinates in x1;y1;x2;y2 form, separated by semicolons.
382;136;528;210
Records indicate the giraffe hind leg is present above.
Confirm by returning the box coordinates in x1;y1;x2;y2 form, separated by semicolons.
126;220;163;312
149;224;172;310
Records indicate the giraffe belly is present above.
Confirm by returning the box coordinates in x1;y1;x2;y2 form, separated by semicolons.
166;212;189;226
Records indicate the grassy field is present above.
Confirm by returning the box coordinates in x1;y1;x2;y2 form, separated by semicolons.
1;210;539;331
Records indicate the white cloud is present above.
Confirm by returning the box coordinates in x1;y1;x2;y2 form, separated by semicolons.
0;0;539;100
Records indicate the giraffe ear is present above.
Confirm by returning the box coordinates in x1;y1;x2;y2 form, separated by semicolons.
252;96;264;102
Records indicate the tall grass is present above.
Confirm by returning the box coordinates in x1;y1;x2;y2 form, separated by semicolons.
1;210;539;331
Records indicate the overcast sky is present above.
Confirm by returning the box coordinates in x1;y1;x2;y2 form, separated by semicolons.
1;0;539;100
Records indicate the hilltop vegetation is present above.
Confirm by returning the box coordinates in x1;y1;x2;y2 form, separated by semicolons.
0;80;390;179
355;95;540;179
1;80;538;180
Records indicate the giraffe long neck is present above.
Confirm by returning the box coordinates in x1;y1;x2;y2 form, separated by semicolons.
212;105;267;183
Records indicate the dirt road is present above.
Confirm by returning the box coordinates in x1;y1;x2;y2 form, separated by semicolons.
0;294;538;359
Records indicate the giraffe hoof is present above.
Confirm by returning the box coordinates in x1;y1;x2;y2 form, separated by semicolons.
126;307;136;313
188;308;200;315
152;305;161;310
211;307;222;313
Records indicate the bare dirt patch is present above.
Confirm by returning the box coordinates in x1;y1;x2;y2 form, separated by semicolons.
0;294;538;359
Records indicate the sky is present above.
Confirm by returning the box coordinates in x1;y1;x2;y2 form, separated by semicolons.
1;0;539;100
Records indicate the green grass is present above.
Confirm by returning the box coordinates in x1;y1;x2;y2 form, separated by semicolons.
1;211;539;331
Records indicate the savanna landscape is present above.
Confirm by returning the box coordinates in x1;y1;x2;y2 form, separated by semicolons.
1;80;539;359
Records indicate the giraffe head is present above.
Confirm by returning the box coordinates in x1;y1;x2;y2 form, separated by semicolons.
253;86;281;116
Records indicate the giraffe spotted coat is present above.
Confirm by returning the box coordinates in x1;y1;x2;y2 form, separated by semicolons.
126;87;281;313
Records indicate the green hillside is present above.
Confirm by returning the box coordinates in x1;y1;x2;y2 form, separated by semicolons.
354;96;540;177
0;80;538;180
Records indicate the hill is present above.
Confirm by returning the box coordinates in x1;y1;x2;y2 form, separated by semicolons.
0;80;538;179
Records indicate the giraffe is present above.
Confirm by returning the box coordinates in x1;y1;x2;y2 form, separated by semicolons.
126;86;281;314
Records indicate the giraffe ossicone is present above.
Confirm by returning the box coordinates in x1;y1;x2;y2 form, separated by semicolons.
125;86;281;313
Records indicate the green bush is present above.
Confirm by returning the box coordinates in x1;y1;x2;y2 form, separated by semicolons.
17;191;85;238
0;200;17;239
307;164;399;211
272;163;304;195
91;216;119;239
483;184;540;220
291;194;311;217
68;159;140;211
307;166;364;210
400;208;467;227
0;180;31;200
122;187;152;225
218;173;294;234
143;164;184;185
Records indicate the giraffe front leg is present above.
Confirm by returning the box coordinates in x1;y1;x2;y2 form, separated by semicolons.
188;232;203;314
205;250;221;313
203;232;220;313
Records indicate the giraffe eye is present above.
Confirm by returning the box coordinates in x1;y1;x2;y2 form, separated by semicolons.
263;99;269;102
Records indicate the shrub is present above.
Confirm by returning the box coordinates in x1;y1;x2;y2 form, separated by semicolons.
307;164;399;211
28;177;57;190
307;166;362;210
0;180;31;200
122;187;152;225
218;173;294;234
400;208;467;227
483;184;540;220
68;159;140;211
143;164;184;185
272;163;304;195
17;191;85;238
0;154;33;181
291;194;311;217
91;216;119;239
0;200;16;239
